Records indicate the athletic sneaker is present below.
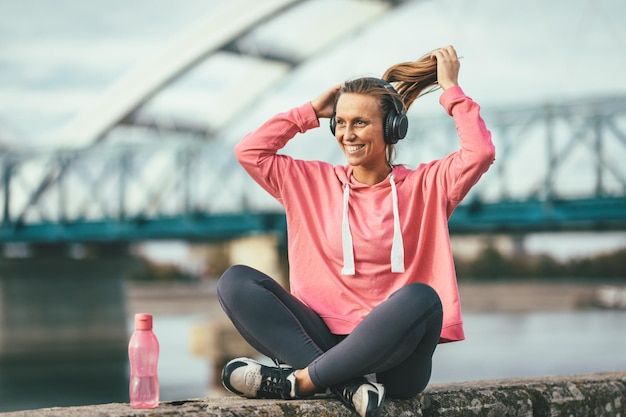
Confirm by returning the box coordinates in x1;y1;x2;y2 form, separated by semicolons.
331;377;385;417
221;357;298;399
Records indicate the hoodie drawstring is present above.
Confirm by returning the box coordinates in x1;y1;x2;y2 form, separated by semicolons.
341;183;355;275
340;174;405;275
389;174;405;273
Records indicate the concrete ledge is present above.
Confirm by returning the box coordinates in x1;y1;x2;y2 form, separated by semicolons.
2;372;625;417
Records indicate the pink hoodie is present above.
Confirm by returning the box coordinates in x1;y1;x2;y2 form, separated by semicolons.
234;86;495;343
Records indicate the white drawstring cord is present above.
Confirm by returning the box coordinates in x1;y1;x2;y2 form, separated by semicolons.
389;174;405;273
341;183;355;275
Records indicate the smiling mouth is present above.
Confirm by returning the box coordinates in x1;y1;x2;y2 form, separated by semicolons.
345;144;365;153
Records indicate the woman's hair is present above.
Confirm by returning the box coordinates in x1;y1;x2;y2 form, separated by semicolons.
337;51;439;166
382;50;440;111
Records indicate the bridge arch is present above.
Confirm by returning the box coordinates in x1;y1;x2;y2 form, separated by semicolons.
54;0;405;147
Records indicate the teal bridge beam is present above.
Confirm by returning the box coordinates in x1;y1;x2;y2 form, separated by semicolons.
1;198;626;243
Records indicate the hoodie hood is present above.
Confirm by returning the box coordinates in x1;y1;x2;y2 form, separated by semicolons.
334;165;408;275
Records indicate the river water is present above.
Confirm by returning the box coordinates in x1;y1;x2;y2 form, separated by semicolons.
430;309;626;383
2;309;625;412
154;309;626;399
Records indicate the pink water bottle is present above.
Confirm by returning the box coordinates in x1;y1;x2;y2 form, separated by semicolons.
128;313;159;409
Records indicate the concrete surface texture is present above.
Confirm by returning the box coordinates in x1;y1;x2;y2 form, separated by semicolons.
0;371;624;417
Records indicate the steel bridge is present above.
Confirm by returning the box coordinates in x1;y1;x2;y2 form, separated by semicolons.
1;0;626;244
2;92;625;244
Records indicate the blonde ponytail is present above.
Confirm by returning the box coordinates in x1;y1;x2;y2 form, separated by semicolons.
382;51;440;111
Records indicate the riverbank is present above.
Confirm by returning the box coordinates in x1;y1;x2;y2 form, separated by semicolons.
125;280;622;316
457;281;600;312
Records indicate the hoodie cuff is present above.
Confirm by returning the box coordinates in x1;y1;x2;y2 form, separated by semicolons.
295;102;321;131
439;85;467;116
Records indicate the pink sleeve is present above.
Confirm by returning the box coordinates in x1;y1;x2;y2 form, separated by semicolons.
234;102;320;200
437;86;496;208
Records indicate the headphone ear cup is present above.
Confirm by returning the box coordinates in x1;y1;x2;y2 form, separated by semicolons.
384;112;396;144
329;113;336;135
384;111;409;144
394;112;409;141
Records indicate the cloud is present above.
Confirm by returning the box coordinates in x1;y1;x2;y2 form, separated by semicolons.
1;0;626;147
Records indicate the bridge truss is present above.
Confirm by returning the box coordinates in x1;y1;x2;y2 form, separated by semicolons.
2;94;625;243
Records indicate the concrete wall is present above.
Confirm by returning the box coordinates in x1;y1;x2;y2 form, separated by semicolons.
2;371;624;417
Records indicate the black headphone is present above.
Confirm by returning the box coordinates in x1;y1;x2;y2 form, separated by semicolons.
329;78;408;145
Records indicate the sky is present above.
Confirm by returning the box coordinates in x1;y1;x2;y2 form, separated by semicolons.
1;0;625;260
2;0;626;145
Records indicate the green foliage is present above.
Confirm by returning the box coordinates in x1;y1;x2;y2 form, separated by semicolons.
455;246;626;281
124;242;626;283
127;257;196;282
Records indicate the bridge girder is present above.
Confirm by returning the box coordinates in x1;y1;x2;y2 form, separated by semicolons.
2;94;626;243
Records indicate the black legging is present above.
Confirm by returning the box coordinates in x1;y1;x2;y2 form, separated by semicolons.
217;264;443;398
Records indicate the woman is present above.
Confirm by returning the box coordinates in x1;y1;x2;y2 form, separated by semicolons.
217;45;495;417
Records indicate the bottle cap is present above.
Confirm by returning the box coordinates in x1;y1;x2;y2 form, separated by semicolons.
134;313;153;330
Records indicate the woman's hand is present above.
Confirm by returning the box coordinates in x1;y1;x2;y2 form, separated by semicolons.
311;84;342;119
432;45;460;90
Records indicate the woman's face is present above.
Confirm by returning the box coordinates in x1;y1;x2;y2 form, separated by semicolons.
333;93;387;172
